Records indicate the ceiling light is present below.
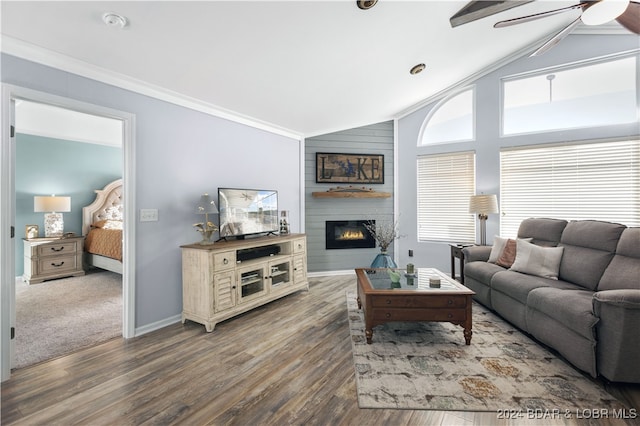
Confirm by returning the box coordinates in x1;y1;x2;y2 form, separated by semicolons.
581;0;629;26
102;12;128;29
357;0;378;10
410;63;426;75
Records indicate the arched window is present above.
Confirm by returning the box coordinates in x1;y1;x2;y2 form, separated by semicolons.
419;87;474;145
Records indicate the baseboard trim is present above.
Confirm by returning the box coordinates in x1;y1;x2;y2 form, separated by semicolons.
134;314;182;337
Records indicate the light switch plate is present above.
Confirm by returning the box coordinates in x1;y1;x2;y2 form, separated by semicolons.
140;209;158;222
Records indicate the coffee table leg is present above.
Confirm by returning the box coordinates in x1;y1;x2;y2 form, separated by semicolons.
365;328;373;344
357;296;362;309
463;327;472;345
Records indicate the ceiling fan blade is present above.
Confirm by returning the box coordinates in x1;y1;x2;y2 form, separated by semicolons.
450;0;534;28
530;17;582;57
495;2;587;28
616;1;640;34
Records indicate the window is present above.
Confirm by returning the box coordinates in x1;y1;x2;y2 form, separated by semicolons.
502;55;637;135
419;88;474;145
500;139;640;237
417;151;476;242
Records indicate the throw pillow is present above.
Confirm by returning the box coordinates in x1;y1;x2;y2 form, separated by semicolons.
496;239;517;268
488;236;508;263
488;236;532;264
510;240;564;280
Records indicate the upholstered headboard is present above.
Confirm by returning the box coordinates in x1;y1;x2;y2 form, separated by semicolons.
82;179;123;235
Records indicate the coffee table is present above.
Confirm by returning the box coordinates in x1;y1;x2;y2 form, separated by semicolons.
355;267;475;345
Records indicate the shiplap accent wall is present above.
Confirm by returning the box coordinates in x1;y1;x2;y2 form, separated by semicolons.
305;121;394;272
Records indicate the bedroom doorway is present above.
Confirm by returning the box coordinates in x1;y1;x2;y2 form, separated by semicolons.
1;84;136;380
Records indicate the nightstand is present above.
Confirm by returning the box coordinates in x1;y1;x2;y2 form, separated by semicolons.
449;243;473;283
23;236;85;284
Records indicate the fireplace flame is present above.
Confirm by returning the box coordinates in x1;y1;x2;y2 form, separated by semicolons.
338;230;365;240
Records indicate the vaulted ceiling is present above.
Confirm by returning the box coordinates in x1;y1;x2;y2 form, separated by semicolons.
0;1;630;137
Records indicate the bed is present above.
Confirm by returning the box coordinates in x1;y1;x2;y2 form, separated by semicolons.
82;179;123;274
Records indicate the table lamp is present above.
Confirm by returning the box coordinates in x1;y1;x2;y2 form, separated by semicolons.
469;194;499;246
34;195;71;237
195;193;219;245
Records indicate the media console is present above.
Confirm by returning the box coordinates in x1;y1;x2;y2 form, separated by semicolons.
180;233;308;332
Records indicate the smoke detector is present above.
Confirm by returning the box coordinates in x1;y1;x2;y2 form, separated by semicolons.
103;12;128;29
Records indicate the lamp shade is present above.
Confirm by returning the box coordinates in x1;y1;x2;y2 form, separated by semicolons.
581;0;629;25
34;196;71;213
469;194;499;214
196;193;218;215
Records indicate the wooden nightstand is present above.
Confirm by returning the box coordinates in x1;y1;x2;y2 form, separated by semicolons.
23;236;85;284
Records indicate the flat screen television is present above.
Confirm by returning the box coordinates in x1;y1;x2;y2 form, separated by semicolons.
218;188;279;239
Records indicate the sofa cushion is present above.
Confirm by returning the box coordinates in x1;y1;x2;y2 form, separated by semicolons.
558;220;626;290
464;261;505;283
517;218;568;247
599;228;640;291
509;240;564;279
527;288;598;340
490;270;578;304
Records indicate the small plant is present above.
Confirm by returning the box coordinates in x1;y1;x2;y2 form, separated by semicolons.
363;218;402;252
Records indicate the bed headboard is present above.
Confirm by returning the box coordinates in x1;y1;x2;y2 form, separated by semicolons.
82;179;124;235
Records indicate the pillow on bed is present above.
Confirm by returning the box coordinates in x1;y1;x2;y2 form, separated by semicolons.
92;220;123;230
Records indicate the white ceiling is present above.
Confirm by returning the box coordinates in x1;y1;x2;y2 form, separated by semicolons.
0;1;627;137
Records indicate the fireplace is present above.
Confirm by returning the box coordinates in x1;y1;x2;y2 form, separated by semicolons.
326;220;376;250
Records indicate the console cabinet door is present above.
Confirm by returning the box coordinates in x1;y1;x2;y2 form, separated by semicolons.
269;259;292;291
293;255;306;284
214;271;236;312
237;265;268;303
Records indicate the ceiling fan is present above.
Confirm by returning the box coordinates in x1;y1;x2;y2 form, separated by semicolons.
450;1;640;56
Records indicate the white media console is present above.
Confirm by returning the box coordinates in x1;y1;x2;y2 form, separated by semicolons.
180;233;308;332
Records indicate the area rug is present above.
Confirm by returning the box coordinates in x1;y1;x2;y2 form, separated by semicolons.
15;270;122;368
346;291;625;412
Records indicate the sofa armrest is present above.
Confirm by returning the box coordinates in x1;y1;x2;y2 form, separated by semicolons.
462;245;491;263
592;289;640;383
593;289;640;310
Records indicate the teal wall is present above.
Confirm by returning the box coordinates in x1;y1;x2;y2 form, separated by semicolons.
15;133;122;276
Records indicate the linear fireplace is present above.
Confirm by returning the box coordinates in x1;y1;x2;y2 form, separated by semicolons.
326;220;376;250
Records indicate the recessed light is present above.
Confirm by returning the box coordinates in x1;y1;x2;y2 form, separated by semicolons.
410;63;426;75
357;0;378;10
103;12;128;29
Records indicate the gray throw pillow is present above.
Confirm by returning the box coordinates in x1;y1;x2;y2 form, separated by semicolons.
510;240;564;280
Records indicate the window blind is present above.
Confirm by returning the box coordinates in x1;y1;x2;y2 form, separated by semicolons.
417;151;476;242
500;139;640;237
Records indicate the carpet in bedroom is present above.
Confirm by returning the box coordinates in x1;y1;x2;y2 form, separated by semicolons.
346;291;626;412
15;270;122;369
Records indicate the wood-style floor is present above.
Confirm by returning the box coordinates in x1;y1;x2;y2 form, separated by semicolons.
2;275;639;425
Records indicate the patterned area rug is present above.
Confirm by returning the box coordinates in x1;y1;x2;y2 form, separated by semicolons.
346;291;624;411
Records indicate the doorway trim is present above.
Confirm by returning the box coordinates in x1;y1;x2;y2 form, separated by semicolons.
1;84;136;381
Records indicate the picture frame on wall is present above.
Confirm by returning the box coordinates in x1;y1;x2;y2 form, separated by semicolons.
25;224;39;239
316;152;384;184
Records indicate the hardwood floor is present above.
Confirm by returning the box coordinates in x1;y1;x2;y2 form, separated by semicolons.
2;275;638;425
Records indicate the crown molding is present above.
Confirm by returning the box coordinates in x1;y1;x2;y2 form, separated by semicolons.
0;36;303;141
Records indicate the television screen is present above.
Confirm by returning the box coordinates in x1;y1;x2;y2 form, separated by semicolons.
218;188;279;239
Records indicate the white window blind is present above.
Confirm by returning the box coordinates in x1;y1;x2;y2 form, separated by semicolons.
500;139;640;237
417;151;476;242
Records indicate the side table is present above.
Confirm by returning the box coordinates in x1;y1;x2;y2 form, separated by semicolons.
23;236;85;284
449;243;473;283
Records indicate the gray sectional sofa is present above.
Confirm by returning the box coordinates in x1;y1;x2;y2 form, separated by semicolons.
463;218;640;383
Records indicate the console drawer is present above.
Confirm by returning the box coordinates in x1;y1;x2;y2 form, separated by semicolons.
35;241;78;257
213;251;236;270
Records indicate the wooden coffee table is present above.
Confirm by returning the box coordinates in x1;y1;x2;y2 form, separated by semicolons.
355;267;475;345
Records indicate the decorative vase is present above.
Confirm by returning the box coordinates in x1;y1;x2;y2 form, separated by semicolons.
370;251;397;268
199;230;215;245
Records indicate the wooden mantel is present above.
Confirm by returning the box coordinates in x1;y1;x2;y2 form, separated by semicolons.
312;186;391;199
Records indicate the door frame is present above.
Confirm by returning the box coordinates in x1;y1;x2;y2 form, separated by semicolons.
1;84;136;381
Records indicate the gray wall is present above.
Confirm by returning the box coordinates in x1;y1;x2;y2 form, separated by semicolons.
2;53;303;330
396;34;640;275
15;133;122;276
305;121;394;272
